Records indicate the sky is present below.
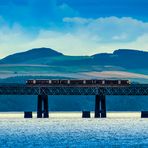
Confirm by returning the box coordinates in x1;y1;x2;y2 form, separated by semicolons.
0;0;148;58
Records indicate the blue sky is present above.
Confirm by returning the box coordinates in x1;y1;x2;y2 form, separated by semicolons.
0;0;148;58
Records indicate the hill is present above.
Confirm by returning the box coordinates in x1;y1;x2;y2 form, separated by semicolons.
0;48;148;70
92;49;148;69
0;47;63;64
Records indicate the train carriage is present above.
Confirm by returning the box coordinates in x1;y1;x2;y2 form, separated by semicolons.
26;79;130;86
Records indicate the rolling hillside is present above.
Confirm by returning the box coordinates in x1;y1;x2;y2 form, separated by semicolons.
0;47;63;64
0;47;148;82
92;49;148;69
0;48;148;70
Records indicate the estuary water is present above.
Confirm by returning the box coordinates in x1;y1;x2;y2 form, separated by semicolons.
0;112;148;147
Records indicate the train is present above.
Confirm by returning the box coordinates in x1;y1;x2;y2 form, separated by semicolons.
26;79;130;86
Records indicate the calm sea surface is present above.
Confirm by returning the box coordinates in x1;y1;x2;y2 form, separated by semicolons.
0;112;148;148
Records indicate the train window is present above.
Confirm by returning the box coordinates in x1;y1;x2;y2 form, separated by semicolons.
60;80;67;84
102;80;105;85
128;80;131;84
118;80;121;84
83;80;86;84
52;80;60;84
93;80;97;84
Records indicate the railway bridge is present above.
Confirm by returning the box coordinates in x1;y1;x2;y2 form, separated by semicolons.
0;83;148;118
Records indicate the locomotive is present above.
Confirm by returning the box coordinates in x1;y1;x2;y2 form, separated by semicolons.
26;79;130;86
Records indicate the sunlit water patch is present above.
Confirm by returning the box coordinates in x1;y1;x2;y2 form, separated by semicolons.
0;112;147;147
0;112;141;119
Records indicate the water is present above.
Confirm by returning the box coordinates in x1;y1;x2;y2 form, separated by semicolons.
0;112;148;147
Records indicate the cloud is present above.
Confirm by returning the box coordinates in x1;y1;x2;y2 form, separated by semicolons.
0;24;33;57
0;16;148;58
63;17;148;42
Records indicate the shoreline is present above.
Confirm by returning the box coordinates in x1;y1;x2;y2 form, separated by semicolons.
0;111;141;118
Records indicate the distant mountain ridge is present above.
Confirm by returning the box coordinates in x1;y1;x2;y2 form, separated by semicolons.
0;47;148;69
92;49;148;69
0;47;63;64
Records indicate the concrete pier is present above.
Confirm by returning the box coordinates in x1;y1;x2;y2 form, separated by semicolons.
43;95;49;118
95;95;106;118
95;95;101;118
37;95;42;118
24;112;32;118
101;95;106;118
141;111;148;118
37;95;49;118
82;111;91;118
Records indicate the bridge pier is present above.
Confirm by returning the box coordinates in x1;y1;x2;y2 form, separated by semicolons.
95;95;106;118
101;95;106;118
37;95;49;118
37;95;42;118
95;95;101;118
43;95;49;118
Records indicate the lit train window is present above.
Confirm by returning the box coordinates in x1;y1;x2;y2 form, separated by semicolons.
33;80;36;84
49;80;51;84
68;80;70;84
118;80;121;84
128;80;131;84
83;80;86;84
102;80;105;84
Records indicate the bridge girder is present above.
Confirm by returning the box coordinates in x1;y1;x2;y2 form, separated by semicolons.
0;84;148;96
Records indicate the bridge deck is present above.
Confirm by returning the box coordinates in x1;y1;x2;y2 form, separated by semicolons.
0;84;148;96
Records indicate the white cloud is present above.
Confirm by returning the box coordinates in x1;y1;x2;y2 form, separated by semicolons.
0;23;34;58
0;16;148;58
63;16;148;42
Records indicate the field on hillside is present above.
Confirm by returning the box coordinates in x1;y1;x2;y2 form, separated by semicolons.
0;64;148;83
